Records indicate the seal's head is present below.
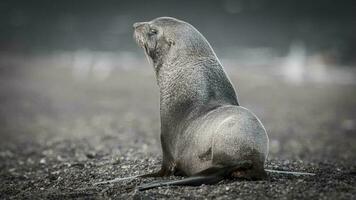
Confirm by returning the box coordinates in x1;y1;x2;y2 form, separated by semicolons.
133;17;215;70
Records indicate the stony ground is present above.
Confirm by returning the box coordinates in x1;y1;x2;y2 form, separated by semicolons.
0;56;355;199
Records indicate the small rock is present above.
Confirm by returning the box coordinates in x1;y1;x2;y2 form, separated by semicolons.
8;168;16;172
71;162;85;168
40;158;46;164
57;155;65;161
86;152;96;159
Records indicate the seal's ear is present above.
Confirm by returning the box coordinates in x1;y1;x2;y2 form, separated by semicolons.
167;38;175;46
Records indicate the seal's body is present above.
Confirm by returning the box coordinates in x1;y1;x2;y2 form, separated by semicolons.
173;105;267;177
133;17;269;189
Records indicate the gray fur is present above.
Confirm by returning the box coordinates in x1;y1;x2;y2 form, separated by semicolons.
133;17;269;179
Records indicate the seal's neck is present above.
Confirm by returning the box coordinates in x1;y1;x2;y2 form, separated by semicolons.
152;40;218;76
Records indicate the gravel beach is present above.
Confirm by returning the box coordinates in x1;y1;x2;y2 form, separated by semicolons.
0;58;355;199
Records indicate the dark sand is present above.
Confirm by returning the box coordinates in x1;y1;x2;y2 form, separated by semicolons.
0;57;355;199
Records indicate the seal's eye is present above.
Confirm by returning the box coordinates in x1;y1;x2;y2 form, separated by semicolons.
149;28;157;35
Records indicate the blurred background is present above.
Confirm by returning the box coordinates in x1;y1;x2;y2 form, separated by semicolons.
0;0;355;160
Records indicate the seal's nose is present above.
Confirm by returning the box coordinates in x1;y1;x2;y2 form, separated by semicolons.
133;22;145;29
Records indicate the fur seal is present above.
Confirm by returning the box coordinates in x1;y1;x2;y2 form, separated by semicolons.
133;17;268;189
93;17;315;189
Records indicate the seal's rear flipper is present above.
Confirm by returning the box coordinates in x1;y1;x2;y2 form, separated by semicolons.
93;171;166;186
137;175;224;191
93;175;140;185
137;166;231;191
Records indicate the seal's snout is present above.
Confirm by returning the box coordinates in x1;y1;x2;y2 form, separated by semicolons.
133;22;148;48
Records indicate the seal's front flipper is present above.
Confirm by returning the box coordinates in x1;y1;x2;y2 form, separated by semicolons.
137;175;224;191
